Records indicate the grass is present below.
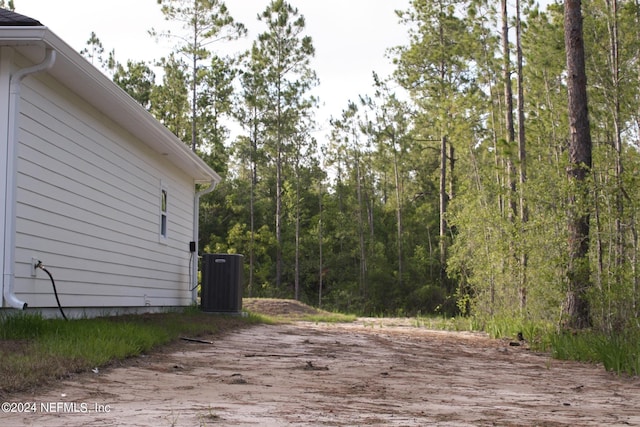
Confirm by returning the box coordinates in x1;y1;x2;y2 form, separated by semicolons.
550;330;640;376
295;312;357;323
421;314;640;376
248;311;356;324
479;316;640;375
413;315;479;332
0;308;263;396
401;312;640;376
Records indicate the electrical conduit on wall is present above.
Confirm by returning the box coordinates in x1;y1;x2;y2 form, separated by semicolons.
192;180;218;304
2;48;56;309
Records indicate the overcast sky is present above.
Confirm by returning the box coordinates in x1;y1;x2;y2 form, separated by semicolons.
13;0;554;139
13;0;412;137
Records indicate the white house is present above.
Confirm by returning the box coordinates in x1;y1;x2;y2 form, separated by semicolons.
0;9;221;317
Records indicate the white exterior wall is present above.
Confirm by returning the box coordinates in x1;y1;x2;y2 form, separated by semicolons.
11;61;196;309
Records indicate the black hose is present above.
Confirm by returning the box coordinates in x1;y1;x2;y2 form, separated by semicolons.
39;264;67;320
189;251;199;291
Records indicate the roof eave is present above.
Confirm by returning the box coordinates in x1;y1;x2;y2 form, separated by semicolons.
0;26;221;185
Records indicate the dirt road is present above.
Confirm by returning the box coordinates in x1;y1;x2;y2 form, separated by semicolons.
4;318;640;426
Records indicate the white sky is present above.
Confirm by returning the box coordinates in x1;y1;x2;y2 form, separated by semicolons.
13;0;555;140
13;0;412;138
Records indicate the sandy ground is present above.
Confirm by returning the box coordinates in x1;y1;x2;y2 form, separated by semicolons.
3;308;640;426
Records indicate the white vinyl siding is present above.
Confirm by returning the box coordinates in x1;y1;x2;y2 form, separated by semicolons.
11;69;195;308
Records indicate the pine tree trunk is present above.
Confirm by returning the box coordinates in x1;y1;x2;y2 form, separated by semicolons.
490;88;504;216
439;135;447;288
318;183;324;308
294;155;301;301
190;12;200;153
276;146;282;289
191;51;197;152
393;145;403;287
607;0;624;293
249;108;258;297
634;0;640;322
295;189;300;301
502;0;517;221
637;0;640;149
356;155;367;298
275;77;283;289
516;0;528;311
563;0;593;330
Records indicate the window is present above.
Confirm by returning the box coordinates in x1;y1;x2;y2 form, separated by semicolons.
160;186;168;239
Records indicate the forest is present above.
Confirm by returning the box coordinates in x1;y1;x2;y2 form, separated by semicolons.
25;0;640;336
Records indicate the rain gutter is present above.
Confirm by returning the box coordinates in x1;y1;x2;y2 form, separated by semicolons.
2;48;56;309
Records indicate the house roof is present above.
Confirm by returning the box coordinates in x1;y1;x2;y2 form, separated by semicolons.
0;8;41;26
0;8;221;185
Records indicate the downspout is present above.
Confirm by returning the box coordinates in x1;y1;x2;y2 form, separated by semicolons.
3;48;56;309
191;179;218;303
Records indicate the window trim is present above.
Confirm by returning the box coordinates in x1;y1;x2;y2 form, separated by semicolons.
160;183;168;241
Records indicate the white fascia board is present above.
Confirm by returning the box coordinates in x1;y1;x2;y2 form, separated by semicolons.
0;27;221;185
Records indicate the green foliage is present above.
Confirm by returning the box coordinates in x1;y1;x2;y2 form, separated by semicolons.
150;54;191;143
113;60;156;109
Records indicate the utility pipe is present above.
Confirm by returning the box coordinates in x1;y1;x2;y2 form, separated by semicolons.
191;179;218;303
3;48;56;309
